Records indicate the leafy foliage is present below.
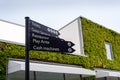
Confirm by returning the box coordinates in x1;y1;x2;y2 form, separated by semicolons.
81;17;120;70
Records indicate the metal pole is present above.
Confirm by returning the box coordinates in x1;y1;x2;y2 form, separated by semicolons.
34;71;36;80
105;77;107;80
118;77;120;80
80;75;83;80
25;17;30;80
63;73;65;80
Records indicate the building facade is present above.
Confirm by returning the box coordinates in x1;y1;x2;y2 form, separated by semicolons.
0;17;120;80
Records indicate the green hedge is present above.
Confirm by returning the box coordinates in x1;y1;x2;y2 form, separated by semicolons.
1;17;120;80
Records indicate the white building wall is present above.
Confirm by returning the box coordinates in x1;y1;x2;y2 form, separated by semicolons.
0;20;25;45
59;18;84;56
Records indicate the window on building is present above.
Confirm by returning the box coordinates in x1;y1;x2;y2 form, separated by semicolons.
65;74;81;80
105;42;114;60
36;72;64;80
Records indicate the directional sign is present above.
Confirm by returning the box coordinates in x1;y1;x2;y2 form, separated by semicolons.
29;20;60;37
30;32;74;46
30;35;75;53
29;30;75;53
30;44;75;53
27;17;75;53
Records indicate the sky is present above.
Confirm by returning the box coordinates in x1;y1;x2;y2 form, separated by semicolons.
0;0;120;33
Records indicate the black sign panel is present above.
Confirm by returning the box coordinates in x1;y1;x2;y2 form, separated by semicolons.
28;18;75;53
29;20;60;37
30;32;74;47
30;44;75;53
30;34;75;53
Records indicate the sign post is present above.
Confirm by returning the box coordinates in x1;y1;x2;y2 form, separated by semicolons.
25;17;75;80
25;17;30;80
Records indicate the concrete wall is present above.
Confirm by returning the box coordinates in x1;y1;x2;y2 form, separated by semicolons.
59;18;84;56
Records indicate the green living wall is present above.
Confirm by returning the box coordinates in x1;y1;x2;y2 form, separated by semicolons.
0;17;120;80
81;17;120;70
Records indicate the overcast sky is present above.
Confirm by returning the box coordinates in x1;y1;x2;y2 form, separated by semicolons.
0;0;120;33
